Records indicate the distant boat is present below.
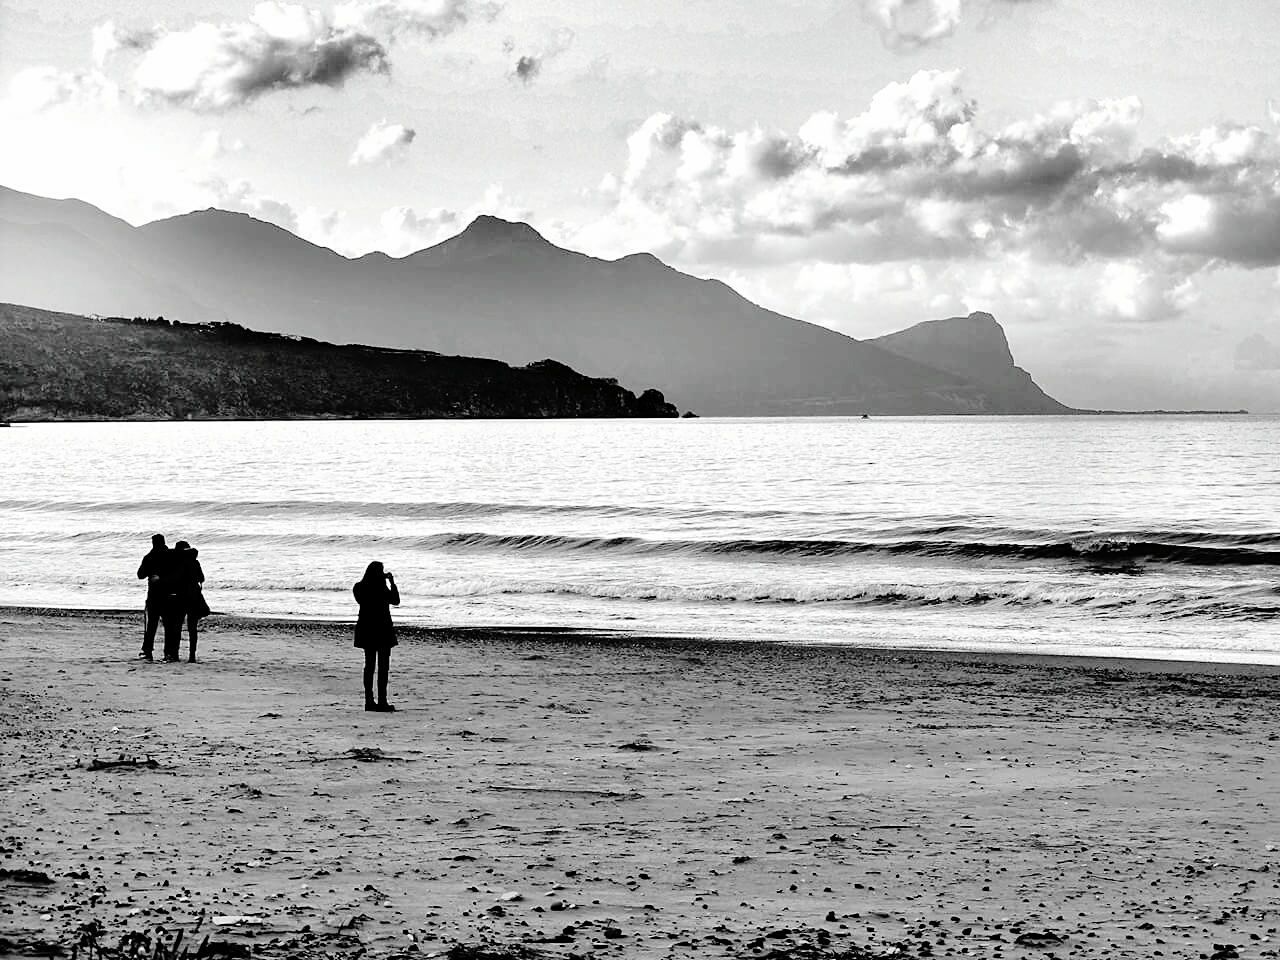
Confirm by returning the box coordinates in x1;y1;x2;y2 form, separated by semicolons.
861;413;870;419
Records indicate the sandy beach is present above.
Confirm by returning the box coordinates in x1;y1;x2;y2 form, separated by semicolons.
1;609;1278;959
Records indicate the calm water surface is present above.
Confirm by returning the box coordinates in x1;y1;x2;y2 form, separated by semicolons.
2;416;1277;663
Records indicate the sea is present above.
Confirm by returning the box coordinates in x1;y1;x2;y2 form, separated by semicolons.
1;416;1277;664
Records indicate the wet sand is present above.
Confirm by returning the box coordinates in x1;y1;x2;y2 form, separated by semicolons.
1;608;1278;959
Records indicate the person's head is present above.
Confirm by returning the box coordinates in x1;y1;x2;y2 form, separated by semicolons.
175;540;191;552
151;534;166;549
362;561;385;584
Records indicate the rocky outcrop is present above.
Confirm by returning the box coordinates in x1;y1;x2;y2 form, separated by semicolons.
0;303;679;421
871;312;1073;414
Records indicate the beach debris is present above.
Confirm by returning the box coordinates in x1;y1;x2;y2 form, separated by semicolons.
210;915;263;927
1013;930;1066;948
444;944;547;960
617;740;658;751
488;786;641;800
311;746;405;763
0;867;55;885
86;756;159;772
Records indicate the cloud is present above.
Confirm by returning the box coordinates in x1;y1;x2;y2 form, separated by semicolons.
506;26;574;86
198;129;246;158
379;183;531;254
349;119;416;164
86;0;499;111
127;3;389;110
380;205;461;253
1093;262;1199;322
201;176;301;231
1235;332;1280;371
333;0;501;40
5;67;119;112
92;22;159;68
512;55;540;84
863;0;962;50
589;70;1280;284
862;0;1043;50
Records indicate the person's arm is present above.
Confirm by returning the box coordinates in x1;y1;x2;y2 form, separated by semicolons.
137;555;149;580
387;576;400;607
194;560;205;585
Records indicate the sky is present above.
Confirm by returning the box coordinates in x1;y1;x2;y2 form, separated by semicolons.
2;0;1280;410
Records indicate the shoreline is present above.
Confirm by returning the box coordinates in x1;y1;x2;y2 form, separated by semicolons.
5;604;1280;672
2;608;1279;958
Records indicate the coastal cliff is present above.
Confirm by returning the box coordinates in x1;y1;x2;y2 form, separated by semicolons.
0;302;679;421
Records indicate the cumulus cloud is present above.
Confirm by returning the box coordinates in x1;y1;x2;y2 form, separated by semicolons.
591;69;1280;286
349;119;416;164
86;0;499;111
863;0;963;50
862;0;1043;50
124;3;388;110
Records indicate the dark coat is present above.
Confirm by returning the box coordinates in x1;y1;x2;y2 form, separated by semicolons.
353;579;400;649
175;548;209;619
137;546;176;601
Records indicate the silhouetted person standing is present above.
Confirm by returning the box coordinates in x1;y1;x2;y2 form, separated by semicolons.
136;534;173;661
174;541;209;663
354;561;400;712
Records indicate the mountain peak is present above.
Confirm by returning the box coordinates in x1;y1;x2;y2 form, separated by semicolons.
458;215;548;245
410;214;556;262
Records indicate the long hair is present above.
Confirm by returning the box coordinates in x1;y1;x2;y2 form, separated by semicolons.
360;561;385;588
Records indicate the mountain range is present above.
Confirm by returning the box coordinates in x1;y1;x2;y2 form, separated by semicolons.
0;184;1072;416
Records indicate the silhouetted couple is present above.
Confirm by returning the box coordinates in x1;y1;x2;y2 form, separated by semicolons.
354;561;399;712
137;534;210;663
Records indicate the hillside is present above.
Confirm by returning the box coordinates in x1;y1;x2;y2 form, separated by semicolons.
0;185;1073;416
0;303;678;421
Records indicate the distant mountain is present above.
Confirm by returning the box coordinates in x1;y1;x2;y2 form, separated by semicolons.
0;185;1073;416
0;303;678;421
871;312;1071;414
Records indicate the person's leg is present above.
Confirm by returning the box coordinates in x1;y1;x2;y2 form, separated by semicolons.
363;649;377;709
141;604;159;659
187;613;199;663
162;597;183;661
377;648;392;710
